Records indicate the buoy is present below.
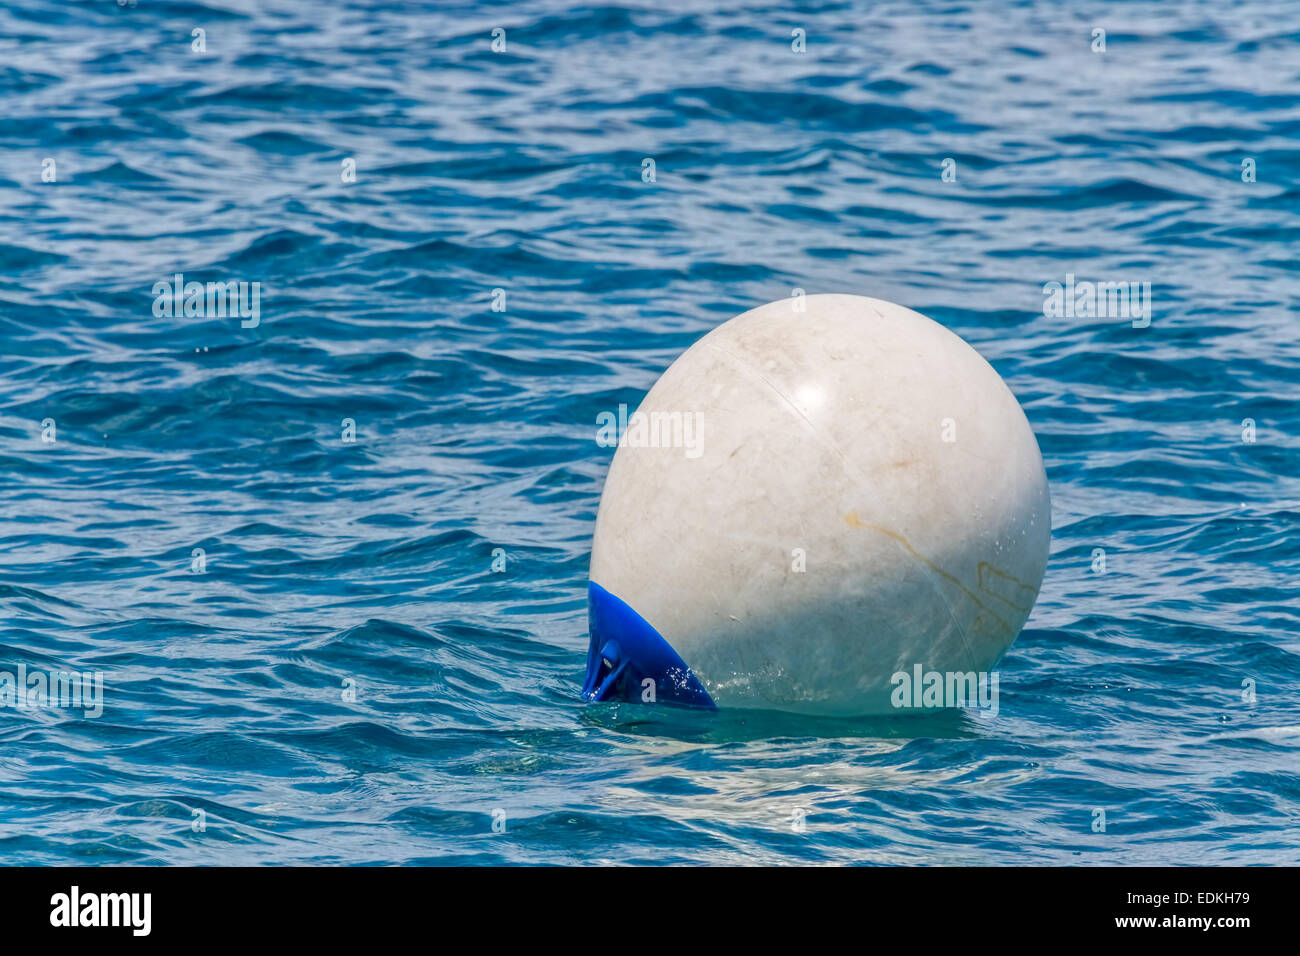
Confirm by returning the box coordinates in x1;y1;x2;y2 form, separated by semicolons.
582;294;1050;716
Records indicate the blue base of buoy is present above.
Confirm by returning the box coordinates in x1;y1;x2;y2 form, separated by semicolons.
582;582;715;708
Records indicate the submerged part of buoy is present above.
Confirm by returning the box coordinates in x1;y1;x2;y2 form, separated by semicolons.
582;294;1050;716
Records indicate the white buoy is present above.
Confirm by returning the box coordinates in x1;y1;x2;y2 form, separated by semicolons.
582;294;1050;716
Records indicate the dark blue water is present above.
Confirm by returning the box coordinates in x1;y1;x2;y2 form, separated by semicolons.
2;0;1298;864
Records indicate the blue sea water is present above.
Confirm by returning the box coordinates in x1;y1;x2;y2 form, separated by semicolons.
1;0;1298;866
